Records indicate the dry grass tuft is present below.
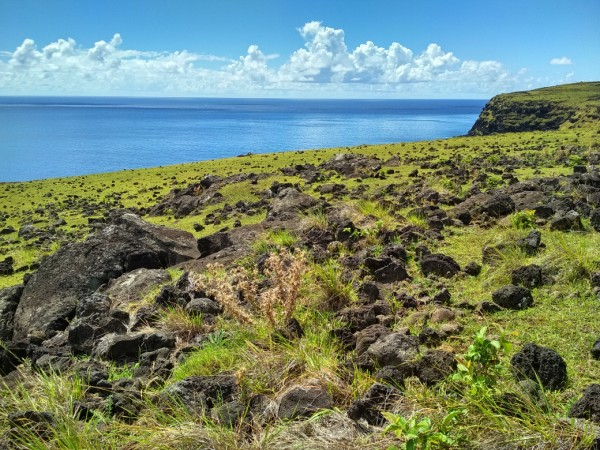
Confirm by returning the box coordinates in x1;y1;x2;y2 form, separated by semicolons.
191;249;308;328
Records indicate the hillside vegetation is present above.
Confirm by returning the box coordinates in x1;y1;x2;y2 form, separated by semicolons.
469;82;600;135
0;83;600;449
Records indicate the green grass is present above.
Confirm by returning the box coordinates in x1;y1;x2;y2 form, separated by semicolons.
1;86;600;448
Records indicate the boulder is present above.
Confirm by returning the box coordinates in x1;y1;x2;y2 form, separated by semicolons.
591;209;600;232
366;333;420;367
511;265;543;288
277;384;333;420
12;214;199;341
510;343;567;391
592;338;600;360
265;188;319;221
420;254;461;278
197;232;233;258
355;324;392;355
336;301;392;332
516;230;545;255
0;257;14;276
568;384;600;423
94;332;175;362
491;285;534;310
464;262;482;276
413;350;456;386
272;317;304;343
452;192;515;222
185;297;223;317
160;375;238;415
549;210;584;231
103;268;171;312
364;257;409;283
347;383;402;426
76;292;111;319
0;285;23;342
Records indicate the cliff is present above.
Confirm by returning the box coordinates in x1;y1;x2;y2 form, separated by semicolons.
469;81;600;135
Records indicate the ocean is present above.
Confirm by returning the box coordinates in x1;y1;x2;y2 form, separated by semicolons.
0;97;487;182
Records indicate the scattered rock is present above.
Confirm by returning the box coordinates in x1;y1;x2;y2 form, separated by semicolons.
277;384;333;420
549;210;584;231
347;383;402;426
0;257;14;275
265;188;319;221
516;230;545;255
464;262;482;276
0;285;23;342
366;333;420;367
94;332;175;362
476;301;504;314
511;264;543;288
430;307;455;323
8;410;55;439
185;297;223;317
355;324;392;355
161;375;238;415
420;254;461;278
568;384;600;423
272;317;304;343
197;231;233;257
492;285;534;310
591;209;600;232
592;338;600;360
510;342;567;391
413;350;456;386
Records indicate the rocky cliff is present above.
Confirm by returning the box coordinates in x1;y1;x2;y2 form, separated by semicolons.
469;82;600;135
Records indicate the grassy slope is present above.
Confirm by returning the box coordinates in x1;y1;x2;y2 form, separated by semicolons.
1;83;600;449
469;81;600;135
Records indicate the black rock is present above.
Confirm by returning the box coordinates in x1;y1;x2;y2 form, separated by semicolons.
12;214;199;341
510;343;567;391
568;384;600;423
491;285;534;310
592;338;600;360
94;332;175;362
0;284;23;342
197;231;233;257
277;384;333;419
272;317;304;343
511;264;543;288
591;209;600;232
420;254;461;278
516;230;544;255
347;383;402;426
464;262;482;276
549;210;584;231
413;350;456;386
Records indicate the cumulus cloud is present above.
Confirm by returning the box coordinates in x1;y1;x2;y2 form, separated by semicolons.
0;22;531;97
550;56;572;65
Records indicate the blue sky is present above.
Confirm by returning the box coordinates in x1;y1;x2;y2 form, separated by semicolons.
0;0;598;98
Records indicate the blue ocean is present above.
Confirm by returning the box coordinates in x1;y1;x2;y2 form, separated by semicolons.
0;97;486;182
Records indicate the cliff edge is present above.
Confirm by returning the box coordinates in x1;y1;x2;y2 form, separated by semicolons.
469;81;600;136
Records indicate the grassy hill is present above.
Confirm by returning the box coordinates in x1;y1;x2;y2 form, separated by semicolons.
0;84;600;449
469;82;600;135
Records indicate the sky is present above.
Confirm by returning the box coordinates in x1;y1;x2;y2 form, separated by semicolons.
0;0;599;99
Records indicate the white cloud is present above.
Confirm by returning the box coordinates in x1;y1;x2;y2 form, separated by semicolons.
550;56;572;65
0;23;537;97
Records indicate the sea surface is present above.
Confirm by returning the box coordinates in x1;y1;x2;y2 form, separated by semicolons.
0;97;487;182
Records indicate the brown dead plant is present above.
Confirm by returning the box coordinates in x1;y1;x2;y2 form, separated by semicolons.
191;249;308;328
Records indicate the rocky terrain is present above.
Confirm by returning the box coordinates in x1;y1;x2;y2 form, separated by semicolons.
0;83;600;449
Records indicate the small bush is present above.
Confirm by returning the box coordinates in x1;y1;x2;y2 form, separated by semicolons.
510;209;536;229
